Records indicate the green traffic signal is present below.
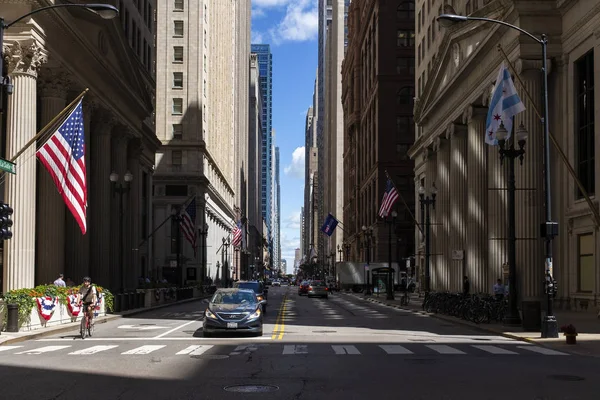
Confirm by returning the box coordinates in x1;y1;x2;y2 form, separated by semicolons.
0;202;13;240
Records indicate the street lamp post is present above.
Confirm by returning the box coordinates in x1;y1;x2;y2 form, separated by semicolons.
362;225;373;295
0;4;118;91
344;242;350;261
110;171;133;294
222;237;230;287
385;211;398;300
437;13;559;338
198;224;208;285
497;122;528;326
337;244;343;262
418;183;437;294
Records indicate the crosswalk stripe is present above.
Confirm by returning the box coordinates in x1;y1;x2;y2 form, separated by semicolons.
332;345;360;355
426;345;466;354
176;345;214;356
121;345;166;355
69;345;119;355
283;344;307;355
16;346;71;355
471;345;517;355
517;346;569;356
379;345;413;354
0;346;23;352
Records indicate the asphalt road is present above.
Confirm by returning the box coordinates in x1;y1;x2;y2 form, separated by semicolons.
0;285;597;400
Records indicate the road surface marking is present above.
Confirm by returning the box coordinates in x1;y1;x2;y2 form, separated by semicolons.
153;317;204;338
16;346;71;355
271;295;288;340
283;344;307;355
38;336;270;342
69;345;119;355
379;345;413;354
332;345;361;355
176;345;214;355
0;346;23;352
118;325;170;331
122;345;166;355
426;345;466;354
517;346;569;356
472;345;518;355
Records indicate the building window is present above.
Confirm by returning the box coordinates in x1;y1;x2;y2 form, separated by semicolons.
166;185;187;197
174;20;184;36
396;57;415;75
173;72;183;88
172;150;182;165
173;46;183;62
204;54;207;71
172;98;183;114
397;30;415;47
576;50;595;198
174;0;184;11
578;234;594;292
397;2;415;19
172;124;183;140
396;87;414;106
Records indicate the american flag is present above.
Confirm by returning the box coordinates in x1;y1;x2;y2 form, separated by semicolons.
36;99;87;234
232;220;242;247
180;198;197;257
378;178;399;218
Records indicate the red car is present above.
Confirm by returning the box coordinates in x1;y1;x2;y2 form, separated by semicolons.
298;281;310;295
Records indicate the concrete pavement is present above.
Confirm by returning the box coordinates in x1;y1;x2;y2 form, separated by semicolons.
0;285;598;399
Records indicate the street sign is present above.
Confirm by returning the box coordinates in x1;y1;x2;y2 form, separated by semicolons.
0;158;16;175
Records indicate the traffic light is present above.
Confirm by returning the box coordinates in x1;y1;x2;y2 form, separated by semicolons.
0;202;13;240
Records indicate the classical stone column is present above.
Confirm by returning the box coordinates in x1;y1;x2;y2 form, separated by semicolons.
64;100;93;282
126;138;143;289
464;105;489;293
424;147;438;289
434;136;450;290
2;41;47;292
89;109;115;288
35;70;69;285
514;59;546;302
110;129;130;291
447;122;468;292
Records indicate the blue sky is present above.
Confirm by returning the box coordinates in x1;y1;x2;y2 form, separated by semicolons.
251;0;318;271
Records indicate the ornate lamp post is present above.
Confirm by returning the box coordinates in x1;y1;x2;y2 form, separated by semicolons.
222;237;230;287
438;9;558;340
198;223;208;285
337;244;343;262
418;183;437;294
110;171;133;294
496;122;528;326
362;225;374;295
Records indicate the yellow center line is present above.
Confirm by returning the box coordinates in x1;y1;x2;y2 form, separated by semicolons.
271;294;288;340
277;299;288;339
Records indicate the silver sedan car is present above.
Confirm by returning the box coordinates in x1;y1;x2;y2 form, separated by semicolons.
307;280;329;299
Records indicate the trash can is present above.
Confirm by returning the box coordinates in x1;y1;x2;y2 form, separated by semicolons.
521;301;541;331
6;303;19;333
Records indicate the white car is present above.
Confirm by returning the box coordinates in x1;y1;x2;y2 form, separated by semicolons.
272;281;281;287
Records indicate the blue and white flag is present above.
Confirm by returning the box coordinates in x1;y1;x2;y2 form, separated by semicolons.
320;213;338;236
485;63;526;145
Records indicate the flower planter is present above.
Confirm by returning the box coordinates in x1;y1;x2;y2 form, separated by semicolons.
565;334;577;345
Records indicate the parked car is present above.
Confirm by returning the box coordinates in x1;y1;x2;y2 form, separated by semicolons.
272;280;281;287
298;280;310;295
203;288;265;337
307;280;329;299
233;280;268;313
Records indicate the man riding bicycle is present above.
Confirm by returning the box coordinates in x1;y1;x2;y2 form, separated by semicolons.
77;277;97;324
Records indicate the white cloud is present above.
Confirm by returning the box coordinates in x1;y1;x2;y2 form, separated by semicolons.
252;8;267;19
280;231;301;268
251;30;265;43
266;0;318;45
284;146;305;179
253;0;291;7
285;211;301;229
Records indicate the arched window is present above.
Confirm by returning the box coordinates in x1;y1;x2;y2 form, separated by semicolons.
397;2;415;20
396;87;414;106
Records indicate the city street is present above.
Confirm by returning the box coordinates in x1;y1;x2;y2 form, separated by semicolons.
0;285;597;399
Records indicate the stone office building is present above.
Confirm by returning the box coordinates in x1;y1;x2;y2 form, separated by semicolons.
409;0;600;318
0;0;159;292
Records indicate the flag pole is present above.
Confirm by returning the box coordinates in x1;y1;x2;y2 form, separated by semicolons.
497;45;600;229
137;193;196;248
9;88;89;163
385;170;424;236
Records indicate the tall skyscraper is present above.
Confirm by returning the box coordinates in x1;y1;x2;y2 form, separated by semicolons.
274;146;281;273
251;44;273;253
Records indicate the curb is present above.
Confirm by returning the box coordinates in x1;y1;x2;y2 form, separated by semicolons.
0;295;210;346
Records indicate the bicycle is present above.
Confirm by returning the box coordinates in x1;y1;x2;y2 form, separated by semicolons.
80;303;94;339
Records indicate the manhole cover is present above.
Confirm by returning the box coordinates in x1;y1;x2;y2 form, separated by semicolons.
224;385;279;393
547;375;585;382
192;354;229;360
312;330;337;333
405;358;437;365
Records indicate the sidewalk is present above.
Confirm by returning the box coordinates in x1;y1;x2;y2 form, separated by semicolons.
0;295;210;346
347;291;600;357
